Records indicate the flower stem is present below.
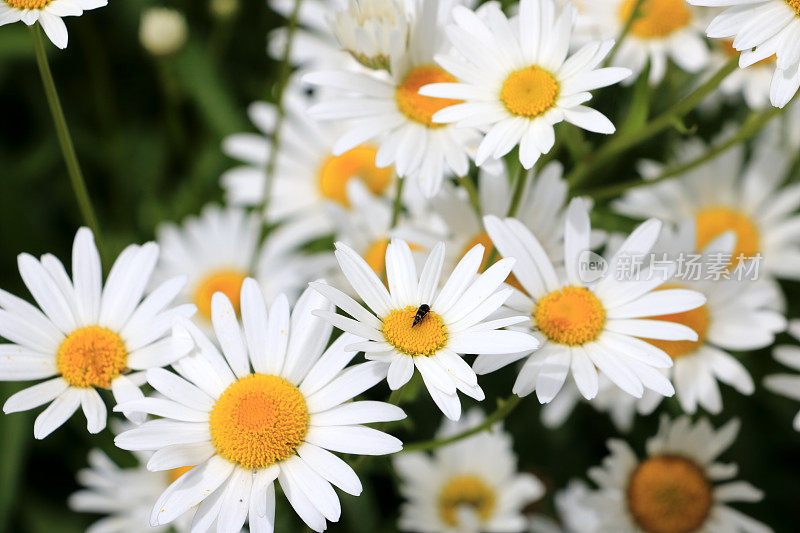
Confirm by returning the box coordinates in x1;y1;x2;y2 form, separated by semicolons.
457;174;482;218
30;25;102;244
390;176;406;229
604;0;646;67
260;0;304;218
402;395;522;453
580;104;786;200
566;55;739;189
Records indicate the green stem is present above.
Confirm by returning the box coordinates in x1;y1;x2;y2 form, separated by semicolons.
31;25;102;244
261;0;304;217
566;55;739;189
507;164;529;218
604;0;645;67
581;104;786;201
402;395;522;453
390;177;406;228
457;174;482;218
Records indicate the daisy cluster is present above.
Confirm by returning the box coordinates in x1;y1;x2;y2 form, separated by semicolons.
4;0;800;531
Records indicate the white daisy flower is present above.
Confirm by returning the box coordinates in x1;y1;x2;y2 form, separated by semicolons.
114;280;404;532
764;319;800;431
312;239;540;420
586;415;771;533
612;139;800;281
711;39;775;109
154;204;332;332
0;0;106;49
529;480;599;533
690;0;800;108
576;0;709;84
305;0;483;198
0;228;195;439
419;0;630;169
480;198;707;403
331;0;411;70
394;408;545;532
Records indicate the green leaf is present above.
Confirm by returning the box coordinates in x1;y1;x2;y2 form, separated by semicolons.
0;385;30;533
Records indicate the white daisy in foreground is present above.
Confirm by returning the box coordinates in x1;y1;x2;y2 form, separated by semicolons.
0;228;195;438
155;204;332;331
115;280;404;532
586;415;771;533
420;0;630;169
481;199;706;403
313;239;540;420
691;0;800;107
613;139;800;281
331;0;410;70
70;444;194;532
764;320;800;431
306;0;482;197
394;408;545;532
577;0;708;84
0;0;106;49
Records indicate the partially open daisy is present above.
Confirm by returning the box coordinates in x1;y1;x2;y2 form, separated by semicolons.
312;239;540;420
419;0;630;169
613;138;800;282
155;204;332;332
394;408;545;532
481;199;706;403
330;0;410;70
691;0;800;107
0;228;195;439
586;415;769;533
115;280;404;531
305;0;482;197
0;0;106;49
577;0;709;84
764;320;800;431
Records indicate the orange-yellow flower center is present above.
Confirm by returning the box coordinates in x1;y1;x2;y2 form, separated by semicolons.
382;305;447;356
619;0;692;39
534;286;606;345
396;64;461;127
627;455;712;533
364;238;390;278
57;326;128;388
785;0;800;16
646;285;709;359
209;374;309;470
500;66;560;118
318;145;394;207
193;269;248;322
695;207;759;262
461;231;525;292
5;0;52;8
167;465;194;483
438;475;497;527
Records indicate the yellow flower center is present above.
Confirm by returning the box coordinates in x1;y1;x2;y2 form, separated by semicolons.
209;374;309;470
534;286;606;345
646;285;709;360
364;238;390;278
695;207;759;262
318;145;394;207
167;465;194;483
785;0;800;16
500;66;560;118
438;475;497;527
461;231;525;293
382;305;447;356
193;269;248;322
619;0;692;39
395;64;461;127
5;0;52;8
627;455;712;533
57;326;128;388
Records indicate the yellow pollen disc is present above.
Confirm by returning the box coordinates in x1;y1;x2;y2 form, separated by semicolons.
438;475;497;527
786;0;800;16
193;269;248;321
364;238;390;278
209;374;309;470
534;286;606;346
461;231;525;293
318;145;394;207
500;66;560;118
382;305;447;357
646;284;709;359
395;64;461;127
619;0;692;39
695;207;760;262
167;465;194;483
627;455;712;533
6;0;52;8
57;326;128;388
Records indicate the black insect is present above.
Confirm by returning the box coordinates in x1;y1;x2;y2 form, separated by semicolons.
412;304;431;327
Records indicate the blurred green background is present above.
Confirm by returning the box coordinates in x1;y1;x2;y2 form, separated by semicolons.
0;1;799;531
